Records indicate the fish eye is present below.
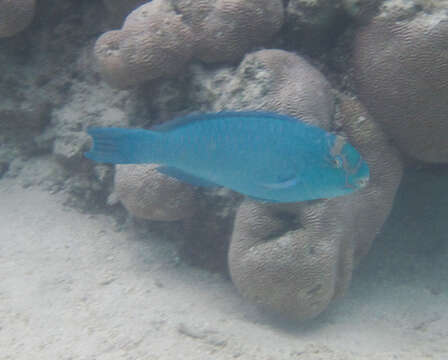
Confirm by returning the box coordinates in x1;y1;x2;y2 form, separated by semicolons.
356;177;369;188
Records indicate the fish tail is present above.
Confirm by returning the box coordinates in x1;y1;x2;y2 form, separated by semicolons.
85;127;157;164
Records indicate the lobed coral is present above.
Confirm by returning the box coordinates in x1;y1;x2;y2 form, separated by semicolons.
94;0;284;88
176;0;284;63
95;0;194;88
223;49;336;129
0;0;35;38
226;50;402;320
353;4;448;163
114;164;197;221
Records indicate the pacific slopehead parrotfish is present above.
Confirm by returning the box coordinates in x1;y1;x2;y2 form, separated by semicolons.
85;111;369;202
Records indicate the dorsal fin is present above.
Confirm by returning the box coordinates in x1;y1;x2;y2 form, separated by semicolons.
150;111;303;132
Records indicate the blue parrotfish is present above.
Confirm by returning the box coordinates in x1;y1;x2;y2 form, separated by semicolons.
85;111;369;203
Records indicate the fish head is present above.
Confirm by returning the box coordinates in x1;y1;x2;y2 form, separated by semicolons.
324;134;370;193
258;133;369;202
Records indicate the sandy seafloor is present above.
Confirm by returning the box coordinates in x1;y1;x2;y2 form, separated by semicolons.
1;167;447;360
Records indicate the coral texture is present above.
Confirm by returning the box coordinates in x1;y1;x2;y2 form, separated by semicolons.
226;49;335;128
226;50;402;320
0;0;35;38
94;0;194;88
114;164;197;221
337;96;403;260
176;0;284;63
353;7;448;163
94;0;283;88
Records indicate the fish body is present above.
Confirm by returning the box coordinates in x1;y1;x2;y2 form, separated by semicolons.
85;111;369;202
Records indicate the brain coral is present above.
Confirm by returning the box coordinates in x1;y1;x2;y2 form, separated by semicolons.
225;50;402;320
95;0;194;88
353;8;448;163
114;164;197;221
175;0;284;63
0;0;35;38
229;49;335;129
94;0;284;88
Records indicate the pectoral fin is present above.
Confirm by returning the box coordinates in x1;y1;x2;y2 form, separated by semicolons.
260;175;298;189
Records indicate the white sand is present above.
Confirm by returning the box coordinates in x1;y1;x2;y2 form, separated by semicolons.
1;178;447;359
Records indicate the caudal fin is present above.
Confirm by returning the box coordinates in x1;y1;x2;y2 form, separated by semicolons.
85;127;156;164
